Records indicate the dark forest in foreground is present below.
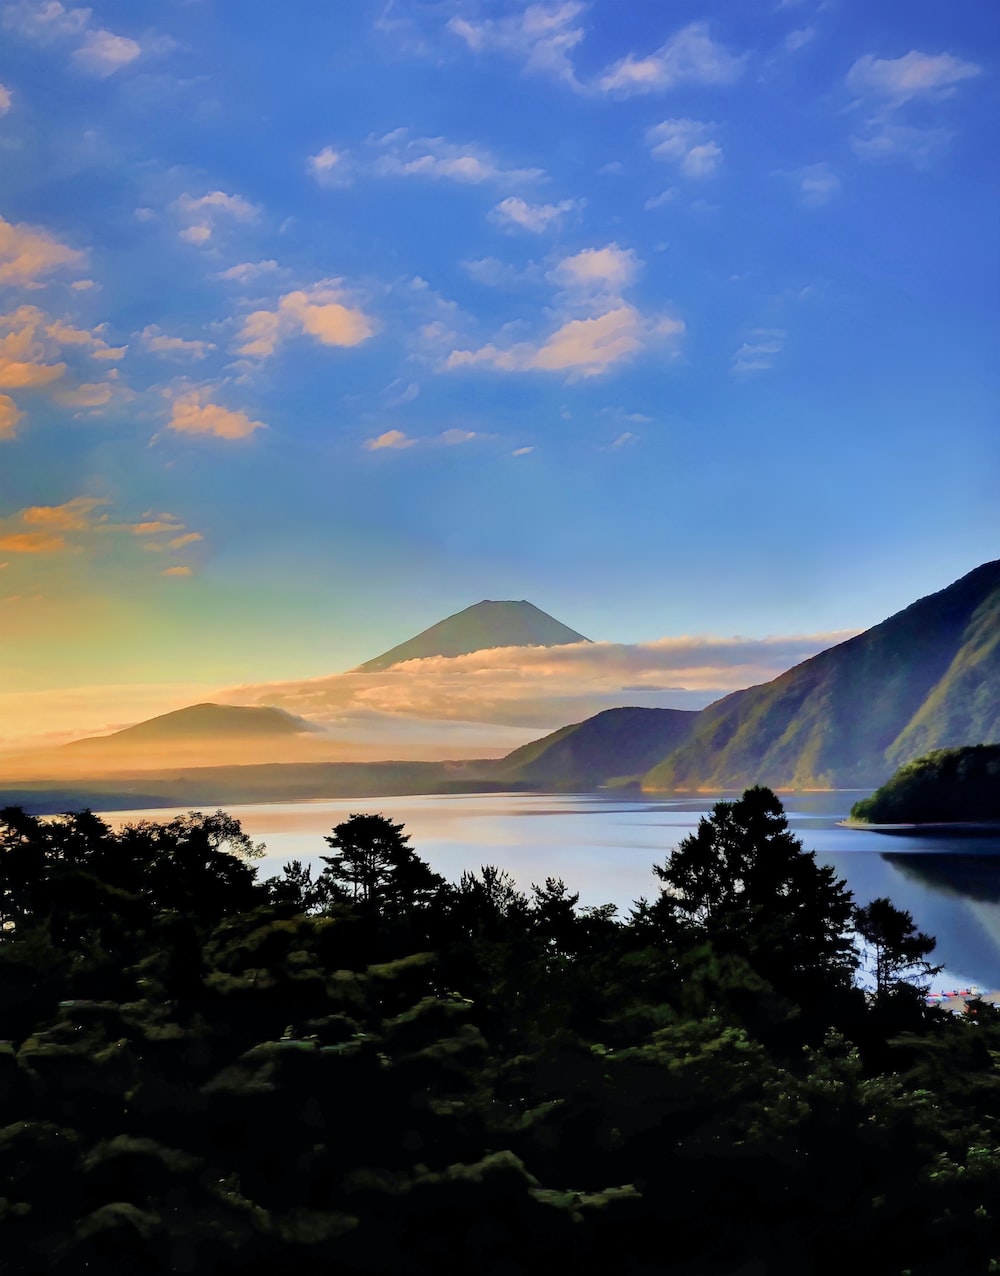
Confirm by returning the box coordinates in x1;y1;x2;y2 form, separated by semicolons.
2;789;999;1275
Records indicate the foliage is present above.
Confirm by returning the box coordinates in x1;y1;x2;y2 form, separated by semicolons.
1;791;999;1274
851;744;1000;824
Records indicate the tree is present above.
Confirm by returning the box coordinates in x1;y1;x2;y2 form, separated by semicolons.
320;813;443;915
853;896;941;999
652;786;859;998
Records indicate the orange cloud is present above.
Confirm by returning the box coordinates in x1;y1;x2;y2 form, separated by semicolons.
364;429;414;451
166;389;266;440
0;393;22;439
22;496;107;531
0;531;67;553
0;215;84;287
237;282;374;359
0;325;66;388
167;532;203;549
162;565;192;576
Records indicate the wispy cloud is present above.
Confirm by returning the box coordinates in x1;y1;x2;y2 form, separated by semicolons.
173;191;259;246
2;1;145;77
0;497;203;565
306;145;354;187
847;50;981;106
597;22;745;96
214;260;281;284
490;196;579;233
447;243;681;379
447;2;585;88
647;119;722;178
364;429;414;451
732;328;786;375
140;325;216;360
371;129;543;184
847;49;982;165
0;82;11;114
795;162;840;206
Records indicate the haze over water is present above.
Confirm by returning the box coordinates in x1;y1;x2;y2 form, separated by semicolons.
102;791;1000;991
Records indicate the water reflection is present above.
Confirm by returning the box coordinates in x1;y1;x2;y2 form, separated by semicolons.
101;790;1000;990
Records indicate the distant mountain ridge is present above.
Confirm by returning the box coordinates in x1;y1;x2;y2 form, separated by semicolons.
496;707;698;790
642;559;1000;790
489;560;1000;793
64;703;316;752
357;600;590;672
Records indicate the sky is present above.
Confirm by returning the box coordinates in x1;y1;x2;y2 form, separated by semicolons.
0;0;997;748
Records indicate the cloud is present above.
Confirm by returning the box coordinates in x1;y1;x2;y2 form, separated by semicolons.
610;431;638;448
461;257;537;288
237;282;374;359
72;28;140;76
166;388;266;440
0;323;66;388
490;196;578;233
439;428;481;445
2;1;89;41
846;49;981;165
447;305;683;379
372;129;543;184
784;28;814;54
222;630;862;734
0;214;84;286
732;328;785;375
597;21;744;96
796;162;840;206
0;531;67;553
512;446;534;456
167;532;202;549
548;243;639;296
0;393;23;438
0;82;11;113
161;565;192;576
447;2;586;87
364;429;414;451
307;145;353;187
847;50;981;105
140;324;215;359
644;188;675;211
647;119;722;177
22;495;106;531
173;190;258;245
52;381;113;407
2;2;144;77
215;259;281;284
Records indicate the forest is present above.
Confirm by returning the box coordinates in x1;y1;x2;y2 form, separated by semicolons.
1;788;999;1275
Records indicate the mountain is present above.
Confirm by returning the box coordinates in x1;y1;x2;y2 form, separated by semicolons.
63;703;316;750
496;707;699;790
642;560;1000;790
357;600;590;671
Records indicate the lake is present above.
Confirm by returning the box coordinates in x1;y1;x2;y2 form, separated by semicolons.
101;790;1000;992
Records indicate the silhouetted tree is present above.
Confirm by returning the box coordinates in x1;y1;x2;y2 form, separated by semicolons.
321;813;443;915
854;896;941;998
652;786;858;999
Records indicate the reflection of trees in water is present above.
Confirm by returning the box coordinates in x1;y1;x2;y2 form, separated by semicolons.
884;851;1000;903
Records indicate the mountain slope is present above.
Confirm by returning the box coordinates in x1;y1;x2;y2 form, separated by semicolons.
64;703;315;750
357;600;589;671
496;707;699;789
642;560;1000;790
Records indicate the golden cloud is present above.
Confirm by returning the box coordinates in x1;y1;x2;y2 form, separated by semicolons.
237;283;375;359
167;389;266;440
0;215;84;287
0;393;23;439
0;531;67;554
0;325;66;388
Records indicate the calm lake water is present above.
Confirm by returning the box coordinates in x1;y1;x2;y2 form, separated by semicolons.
101;791;1000;992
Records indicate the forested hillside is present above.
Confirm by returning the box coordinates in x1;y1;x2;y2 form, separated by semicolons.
850;744;1000;824
1;794;999;1274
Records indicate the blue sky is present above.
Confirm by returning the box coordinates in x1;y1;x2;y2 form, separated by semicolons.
0;0;997;743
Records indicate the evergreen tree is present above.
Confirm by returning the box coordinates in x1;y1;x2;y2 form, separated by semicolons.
652;786;859;999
